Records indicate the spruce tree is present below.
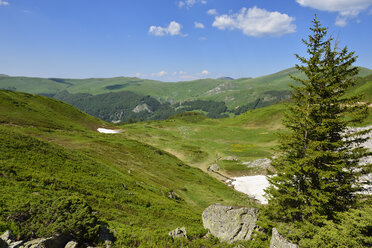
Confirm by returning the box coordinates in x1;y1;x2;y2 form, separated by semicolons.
265;16;370;225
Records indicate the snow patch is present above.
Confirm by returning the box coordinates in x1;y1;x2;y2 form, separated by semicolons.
97;128;122;134
230;175;270;204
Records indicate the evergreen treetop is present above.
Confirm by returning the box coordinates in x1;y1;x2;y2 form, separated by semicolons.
265;16;370;225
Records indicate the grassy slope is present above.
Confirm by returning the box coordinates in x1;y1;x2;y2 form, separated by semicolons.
0;90;107;131
2;67;371;109
121;73;372;178
0;90;253;247
121;106;285;178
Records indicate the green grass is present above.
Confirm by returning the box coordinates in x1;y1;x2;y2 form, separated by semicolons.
0;90;107;131
121;110;282;177
0;90;256;247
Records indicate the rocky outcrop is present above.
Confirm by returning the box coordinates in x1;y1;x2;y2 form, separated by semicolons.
202;204;258;243
132;104;152;113
270;228;298;248
21;234;72;248
0;227;115;248
242;158;271;168
1;230;15;245
207;164;220;172
168;227;187;239
222;156;239;161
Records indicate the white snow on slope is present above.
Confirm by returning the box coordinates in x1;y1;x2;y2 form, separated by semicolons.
231;175;270;204
97;128;122;134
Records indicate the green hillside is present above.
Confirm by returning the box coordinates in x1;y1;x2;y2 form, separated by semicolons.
0;90;106;131
121;105;286;178
0;90;254;247
2;67;371;110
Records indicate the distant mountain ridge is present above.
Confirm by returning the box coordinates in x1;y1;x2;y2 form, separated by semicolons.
1;66;371;122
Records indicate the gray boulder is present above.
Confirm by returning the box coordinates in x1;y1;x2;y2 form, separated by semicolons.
168;227;187;239
202;204;258;243
270;228;298;248
21;234;71;248
1;230;15;244
207;164;220;172
64;241;78;248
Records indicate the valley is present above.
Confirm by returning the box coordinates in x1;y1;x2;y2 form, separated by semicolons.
0;66;371;247
2;67;371;123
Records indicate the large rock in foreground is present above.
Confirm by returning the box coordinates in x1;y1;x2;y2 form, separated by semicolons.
202;204;258;243
270;228;299;248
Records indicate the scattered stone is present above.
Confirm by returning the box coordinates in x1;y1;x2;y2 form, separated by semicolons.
21;234;71;248
207;164;220;172
223;156;239;161
135;182;143;189
1;230;15;244
202;204;258;243
64;241;78;248
128;193;135;195
243;158;271;168
270;228;299;248
121;184;128;190
104;240;113;248
168;227;187;239
9;241;23;248
168;190;180;200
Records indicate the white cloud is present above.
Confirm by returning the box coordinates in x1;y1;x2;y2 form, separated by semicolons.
194;22;205;29
296;0;372;26
173;71;187;76
178;0;207;8
149;21;185;36
212;6;296;37
207;9;218;15
200;70;210;75
0;0;9;6
335;16;348;27
153;71;168;77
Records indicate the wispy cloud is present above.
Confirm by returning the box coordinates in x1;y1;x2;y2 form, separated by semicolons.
212;6;296;37
149;21;186;37
296;0;372;26
194;22;205;29
0;0;9;6
153;70;168;77
207;9;218;15
200;70;210;76
178;0;207;8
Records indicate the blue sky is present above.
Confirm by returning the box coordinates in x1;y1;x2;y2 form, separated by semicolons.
1;0;372;81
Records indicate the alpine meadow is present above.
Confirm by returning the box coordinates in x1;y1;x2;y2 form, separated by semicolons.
0;1;372;248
